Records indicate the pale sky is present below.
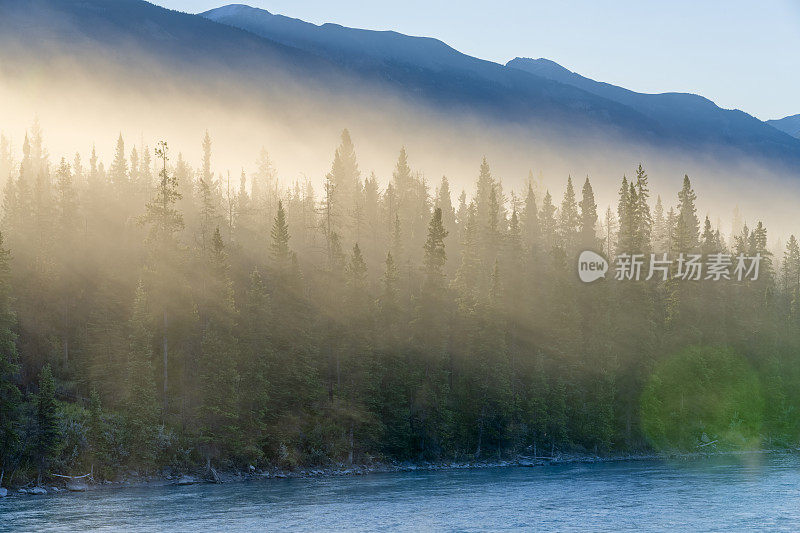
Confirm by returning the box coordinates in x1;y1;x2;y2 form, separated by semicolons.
155;1;799;121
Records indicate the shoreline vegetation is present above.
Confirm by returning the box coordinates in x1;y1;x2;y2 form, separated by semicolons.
6;448;794;497
2;125;800;495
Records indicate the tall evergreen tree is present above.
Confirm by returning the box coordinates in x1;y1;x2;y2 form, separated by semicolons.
673;175;699;253
139;142;185;412
633;164;652;251
579;177;599;250
124;281;159;468
538;191;557;253
270;200;291;271
35;364;59;485
0;232;20;481
558;176;580;253
109;134;128;190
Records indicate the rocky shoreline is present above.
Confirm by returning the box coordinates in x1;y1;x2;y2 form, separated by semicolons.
2;448;788;498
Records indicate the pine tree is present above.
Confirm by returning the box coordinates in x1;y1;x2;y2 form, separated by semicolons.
634;164;652;251
197;321;241;465
253;148;275;207
109;134;128;191
0;232;20;480
198;228;241;465
423;208;448;287
475;157;494;231
782;235;800;295
521;182;540;254
55;158;79;233
410;208;452;458
35;364;59;485
603;206;617;257
436;176;458;273
616;176;638;254
129;146;140;191
701;216;718;255
538;191;557;252
141;142;184;245
558;176;580;252
652;196;666;253
379;252;401;335
197;176;218;252
579;177;599;250
665;207;677;254
237;269;271;459
453;203;480;307
125;281;159;467
139;141;185;412
673;175;699;253
325;130;361;242
270;200;291;271
748;221;773;283
201;130;213;186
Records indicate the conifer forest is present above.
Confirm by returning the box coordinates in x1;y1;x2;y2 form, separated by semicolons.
1;125;798;484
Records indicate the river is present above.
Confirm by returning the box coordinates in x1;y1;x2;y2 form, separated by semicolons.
2;453;799;531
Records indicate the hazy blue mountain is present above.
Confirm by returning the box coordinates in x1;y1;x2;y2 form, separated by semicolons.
768;114;800;139
1;0;798;169
0;0;653;137
200;4;800;167
505;57;800;154
200;4;654;135
0;0;337;83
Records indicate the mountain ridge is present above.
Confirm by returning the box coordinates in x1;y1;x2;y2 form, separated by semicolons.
0;0;798;172
200;3;800;167
768;114;800;140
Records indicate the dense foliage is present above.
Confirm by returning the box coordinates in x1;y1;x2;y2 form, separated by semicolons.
0;125;798;484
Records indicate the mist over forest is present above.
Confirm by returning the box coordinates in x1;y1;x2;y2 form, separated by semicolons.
2;0;800;488
1;122;799;485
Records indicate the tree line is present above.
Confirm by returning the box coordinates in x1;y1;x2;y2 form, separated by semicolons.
0;124;798;484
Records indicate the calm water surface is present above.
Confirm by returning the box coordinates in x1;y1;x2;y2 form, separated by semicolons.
2;454;800;532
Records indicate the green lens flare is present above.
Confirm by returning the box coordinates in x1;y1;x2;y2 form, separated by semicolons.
641;346;764;452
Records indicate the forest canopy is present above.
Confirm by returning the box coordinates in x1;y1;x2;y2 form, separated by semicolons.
1;124;799;485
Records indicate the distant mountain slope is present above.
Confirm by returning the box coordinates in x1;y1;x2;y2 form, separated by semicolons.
506;57;798;152
202;3;478;71
201;4;654;136
0;0;798;171
0;0;659;139
0;0;336;84
200;3;800;167
768;114;800;139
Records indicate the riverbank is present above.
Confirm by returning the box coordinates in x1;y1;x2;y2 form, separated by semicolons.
3;447;791;498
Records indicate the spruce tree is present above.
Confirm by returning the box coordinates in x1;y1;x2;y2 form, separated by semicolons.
109;133;128;190
579;177;599;250
0;232;20;481
673;175;699;253
35;364;59;485
125;281;159;467
197;321;241;465
558;176;580;253
201;130;213;186
652;196;666;253
270;200;291;270
782;235;800;295
538;191;557;252
634;164;652;251
139;141;184;412
453;203;480;307
423;208;448;287
475;157;494;231
521;182;540;253
701;216;718;255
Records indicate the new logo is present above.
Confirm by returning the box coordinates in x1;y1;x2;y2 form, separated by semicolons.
577;250;608;283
